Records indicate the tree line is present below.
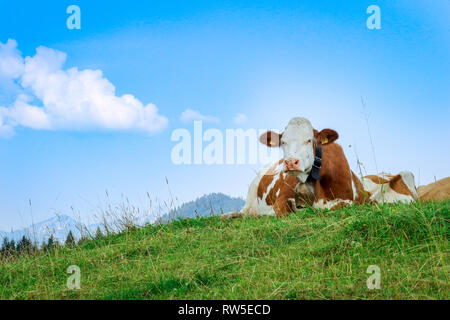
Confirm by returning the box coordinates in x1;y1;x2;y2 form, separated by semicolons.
0;227;104;259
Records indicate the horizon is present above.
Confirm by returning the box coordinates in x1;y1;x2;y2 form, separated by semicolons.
1;0;449;230
0;192;245;244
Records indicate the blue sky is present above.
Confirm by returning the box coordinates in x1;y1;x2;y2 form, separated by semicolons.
0;0;449;230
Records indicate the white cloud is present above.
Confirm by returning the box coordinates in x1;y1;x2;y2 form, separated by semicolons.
233;113;247;124
0;39;24;79
0;40;168;136
180;109;219;123
4;94;50;130
0;111;14;138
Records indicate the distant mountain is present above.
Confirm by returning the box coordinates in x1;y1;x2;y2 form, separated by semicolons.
159;193;245;223
0;215;86;245
0;193;245;245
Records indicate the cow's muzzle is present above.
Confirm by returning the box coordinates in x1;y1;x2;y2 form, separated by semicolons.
284;158;301;172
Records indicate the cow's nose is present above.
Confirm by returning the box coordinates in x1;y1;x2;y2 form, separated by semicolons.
284;158;300;171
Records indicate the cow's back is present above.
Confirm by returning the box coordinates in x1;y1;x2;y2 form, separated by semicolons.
418;177;450;201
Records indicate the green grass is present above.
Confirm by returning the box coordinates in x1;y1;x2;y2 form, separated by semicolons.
0;201;448;300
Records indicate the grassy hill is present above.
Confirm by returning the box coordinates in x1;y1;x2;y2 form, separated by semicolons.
0;201;448;300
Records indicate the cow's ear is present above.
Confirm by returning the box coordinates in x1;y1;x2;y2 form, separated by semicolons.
315;129;339;145
259;131;282;147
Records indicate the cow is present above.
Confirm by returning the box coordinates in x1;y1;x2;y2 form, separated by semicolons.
362;172;418;204
232;117;367;218
225;117;418;219
417;177;450;201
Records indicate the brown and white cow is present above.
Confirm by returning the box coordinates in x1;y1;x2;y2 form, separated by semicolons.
362;172;418;204
229;117;418;218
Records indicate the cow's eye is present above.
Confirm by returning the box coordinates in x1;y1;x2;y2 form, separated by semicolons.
306;139;311;144
281;141;286;145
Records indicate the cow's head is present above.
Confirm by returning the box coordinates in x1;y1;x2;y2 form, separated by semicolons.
260;117;338;182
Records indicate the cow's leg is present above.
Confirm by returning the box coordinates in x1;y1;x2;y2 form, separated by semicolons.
273;197;296;218
329;201;351;210
313;198;353;210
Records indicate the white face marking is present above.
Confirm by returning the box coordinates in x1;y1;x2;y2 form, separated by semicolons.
280;117;315;182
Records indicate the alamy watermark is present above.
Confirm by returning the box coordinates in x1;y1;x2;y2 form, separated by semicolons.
67;265;81;290
67;5;81;30
366;5;381;30
366;265;381;290
171;121;281;166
